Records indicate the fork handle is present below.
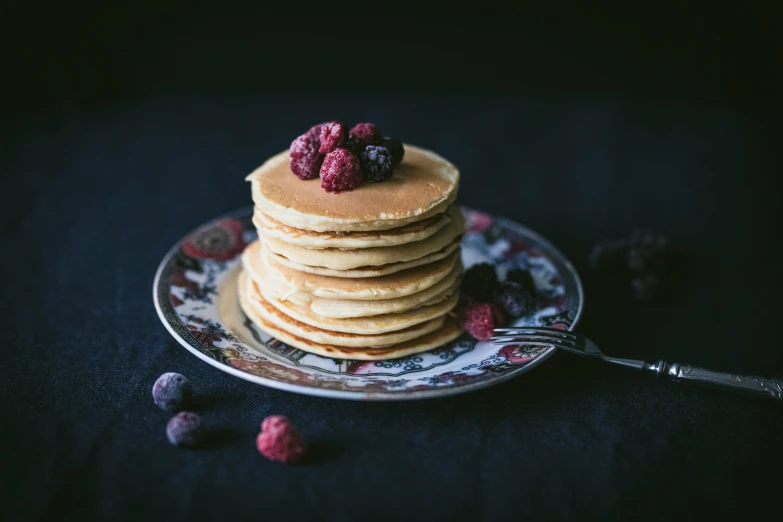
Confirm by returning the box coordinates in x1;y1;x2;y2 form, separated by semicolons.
645;361;783;401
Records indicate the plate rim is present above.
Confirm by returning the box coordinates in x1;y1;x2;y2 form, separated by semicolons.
153;206;584;401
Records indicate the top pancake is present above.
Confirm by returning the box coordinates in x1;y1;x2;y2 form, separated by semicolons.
246;144;459;232
253;205;452;249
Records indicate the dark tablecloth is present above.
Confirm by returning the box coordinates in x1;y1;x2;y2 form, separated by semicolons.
2;95;782;521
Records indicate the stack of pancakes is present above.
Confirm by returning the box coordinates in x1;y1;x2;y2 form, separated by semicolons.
238;145;464;360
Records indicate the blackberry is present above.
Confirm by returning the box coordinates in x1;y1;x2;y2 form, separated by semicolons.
626;247;646;272
462;263;499;302
631;272;659;300
627;228;668;273
166;411;205;447
320;148;363;193
506;268;535;294
494;281;533;317
589;238;629;272
152;372;192;411
381;137;405;166
361;145;394;182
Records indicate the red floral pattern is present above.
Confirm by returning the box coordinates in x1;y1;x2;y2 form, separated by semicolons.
465;211;492;233
182;218;247;262
171;269;200;295
499;344;540;364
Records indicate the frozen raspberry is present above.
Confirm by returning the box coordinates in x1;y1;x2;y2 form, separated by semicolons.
506;268;535;294
318;121;345;154
320;148;363;193
462;263;499;302
381;137;405;166
361;145;394;182
166;411;205;447
289;130;324;180
348;123;382;150
494;281;533;317
460;303;506;341
256;415;307;464
305;123;324;139
152;372;192;411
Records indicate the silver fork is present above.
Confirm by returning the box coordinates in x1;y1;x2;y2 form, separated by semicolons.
492;327;783;401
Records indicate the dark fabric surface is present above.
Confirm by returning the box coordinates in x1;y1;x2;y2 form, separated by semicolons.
2;95;782;521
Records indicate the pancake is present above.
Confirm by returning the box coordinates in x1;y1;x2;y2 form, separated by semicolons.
261;284;459;334
244;245;463;318
306;279;460;319
244;240;459;301
246;145;459;232
239;285;464;360
263;205;464;271
238;271;447;347
253;205;452;249
263;238;461;278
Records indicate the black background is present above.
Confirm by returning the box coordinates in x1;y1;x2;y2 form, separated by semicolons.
2;5;782;522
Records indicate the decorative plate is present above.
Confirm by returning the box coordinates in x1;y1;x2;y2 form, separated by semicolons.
153;206;583;400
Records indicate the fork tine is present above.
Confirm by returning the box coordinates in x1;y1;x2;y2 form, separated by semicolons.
489;337;587;356
493;326;577;340
490;333;577;346
491;329;578;343
490;340;565;348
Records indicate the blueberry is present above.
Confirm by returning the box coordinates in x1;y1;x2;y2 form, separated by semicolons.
152;372;192;411
166;411;205;447
494;281;533;317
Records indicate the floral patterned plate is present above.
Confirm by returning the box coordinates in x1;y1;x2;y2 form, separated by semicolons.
153;206;583;400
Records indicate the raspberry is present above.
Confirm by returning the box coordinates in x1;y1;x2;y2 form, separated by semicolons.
460;303;506;341
462;263;499;301
506;268;535;294
348;123;382;150
494;281;533;317
320;148;363;193
256;415;307;464
361;145;394;182
318;121;345;154
289;130;324;180
152;372;192;411
381;137;405;166
166;411;205;447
